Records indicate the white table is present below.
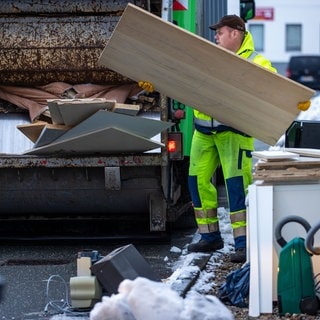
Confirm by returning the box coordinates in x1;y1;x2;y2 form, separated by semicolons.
248;181;320;317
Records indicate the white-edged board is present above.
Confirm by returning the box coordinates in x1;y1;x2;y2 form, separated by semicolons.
285;147;320;158
252;150;300;161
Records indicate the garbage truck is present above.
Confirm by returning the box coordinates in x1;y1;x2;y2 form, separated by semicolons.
0;0;255;238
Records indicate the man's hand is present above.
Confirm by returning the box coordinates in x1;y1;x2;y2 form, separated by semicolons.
138;81;154;93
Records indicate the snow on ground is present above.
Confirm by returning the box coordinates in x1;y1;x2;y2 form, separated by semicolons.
89;207;235;320
168;207;234;286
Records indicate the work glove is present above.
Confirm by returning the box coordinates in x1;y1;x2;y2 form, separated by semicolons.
297;100;311;111
138;81;154;93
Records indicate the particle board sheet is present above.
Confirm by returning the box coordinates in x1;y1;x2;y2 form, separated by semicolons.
98;3;315;146
23;127;163;155
253;156;320;182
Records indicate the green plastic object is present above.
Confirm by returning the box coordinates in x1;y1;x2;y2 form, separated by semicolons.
277;237;318;315
172;0;196;156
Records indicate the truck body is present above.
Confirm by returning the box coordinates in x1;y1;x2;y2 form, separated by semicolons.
0;0;251;236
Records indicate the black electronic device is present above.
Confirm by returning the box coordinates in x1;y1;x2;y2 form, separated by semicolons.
91;244;160;295
285;120;320;149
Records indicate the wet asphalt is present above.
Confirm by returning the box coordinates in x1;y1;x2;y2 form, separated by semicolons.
0;227;196;319
0;140;269;319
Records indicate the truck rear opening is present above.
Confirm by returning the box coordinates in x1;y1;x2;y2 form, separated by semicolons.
0;0;190;238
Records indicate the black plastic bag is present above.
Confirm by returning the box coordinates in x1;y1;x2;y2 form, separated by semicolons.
218;262;250;307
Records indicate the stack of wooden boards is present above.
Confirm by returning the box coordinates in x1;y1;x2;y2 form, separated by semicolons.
252;149;320;182
17;98;173;155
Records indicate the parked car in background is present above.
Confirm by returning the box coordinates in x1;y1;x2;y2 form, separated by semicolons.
286;55;320;90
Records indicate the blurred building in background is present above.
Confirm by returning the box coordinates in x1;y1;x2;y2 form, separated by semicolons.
248;0;320;75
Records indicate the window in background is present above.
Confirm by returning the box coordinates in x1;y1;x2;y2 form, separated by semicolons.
286;24;302;51
249;24;264;52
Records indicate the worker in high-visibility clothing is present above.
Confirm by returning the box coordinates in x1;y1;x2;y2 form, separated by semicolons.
187;15;277;263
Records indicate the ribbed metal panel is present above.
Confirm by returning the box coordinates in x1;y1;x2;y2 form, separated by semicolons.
0;114;34;154
203;0;227;41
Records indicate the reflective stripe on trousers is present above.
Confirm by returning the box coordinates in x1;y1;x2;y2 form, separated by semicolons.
194;208;219;233
230;211;246;238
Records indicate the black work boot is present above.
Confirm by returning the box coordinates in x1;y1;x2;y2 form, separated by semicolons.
187;239;224;253
230;247;246;263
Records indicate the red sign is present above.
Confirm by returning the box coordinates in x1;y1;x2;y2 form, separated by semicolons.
173;0;188;11
254;7;274;20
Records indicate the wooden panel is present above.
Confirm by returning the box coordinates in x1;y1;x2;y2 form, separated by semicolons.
98;3;315;146
24;127;163;155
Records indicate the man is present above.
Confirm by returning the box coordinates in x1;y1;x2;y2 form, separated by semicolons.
187;15;277;263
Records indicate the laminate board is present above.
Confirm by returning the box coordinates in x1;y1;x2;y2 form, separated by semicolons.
98;3;315;145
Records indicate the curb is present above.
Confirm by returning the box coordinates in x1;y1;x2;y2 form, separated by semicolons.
169;253;212;297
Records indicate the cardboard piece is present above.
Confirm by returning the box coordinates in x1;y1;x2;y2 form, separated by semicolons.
98;3;315;145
